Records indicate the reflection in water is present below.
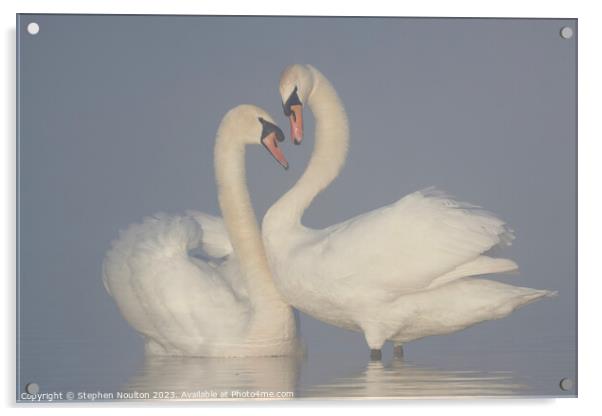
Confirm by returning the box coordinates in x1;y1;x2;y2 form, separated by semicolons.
124;353;527;399
124;354;302;399
304;358;526;398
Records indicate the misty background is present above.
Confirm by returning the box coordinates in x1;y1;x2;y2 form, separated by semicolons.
17;15;576;398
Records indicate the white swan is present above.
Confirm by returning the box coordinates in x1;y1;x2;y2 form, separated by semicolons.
263;64;555;357
103;105;299;357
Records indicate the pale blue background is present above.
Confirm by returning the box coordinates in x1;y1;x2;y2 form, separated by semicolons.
17;15;576;399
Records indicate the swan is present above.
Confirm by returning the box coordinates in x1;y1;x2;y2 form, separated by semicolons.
263;64;556;358
103;105;299;357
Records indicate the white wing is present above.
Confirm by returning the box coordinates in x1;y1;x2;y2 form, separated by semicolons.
306;187;516;294
102;213;248;354
186;210;233;258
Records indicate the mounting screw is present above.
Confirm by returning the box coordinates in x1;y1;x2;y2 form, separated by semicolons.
560;26;573;40
559;377;573;391
27;22;40;35
25;382;39;394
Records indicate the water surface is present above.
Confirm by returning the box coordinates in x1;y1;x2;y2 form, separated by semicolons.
17;329;576;401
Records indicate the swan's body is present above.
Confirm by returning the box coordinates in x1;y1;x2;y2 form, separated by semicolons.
103;105;298;357
263;65;555;351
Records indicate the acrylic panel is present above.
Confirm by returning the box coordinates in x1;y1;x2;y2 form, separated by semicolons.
16;14;577;401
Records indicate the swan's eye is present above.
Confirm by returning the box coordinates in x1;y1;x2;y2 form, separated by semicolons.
258;118;285;143
283;86;302;117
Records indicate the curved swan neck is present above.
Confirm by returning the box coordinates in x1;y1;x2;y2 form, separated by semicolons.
214;131;284;307
266;66;349;228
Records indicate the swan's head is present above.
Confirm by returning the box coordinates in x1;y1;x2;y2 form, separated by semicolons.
219;105;288;169
279;64;315;145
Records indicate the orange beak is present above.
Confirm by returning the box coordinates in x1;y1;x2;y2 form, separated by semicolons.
288;104;303;145
262;131;288;170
